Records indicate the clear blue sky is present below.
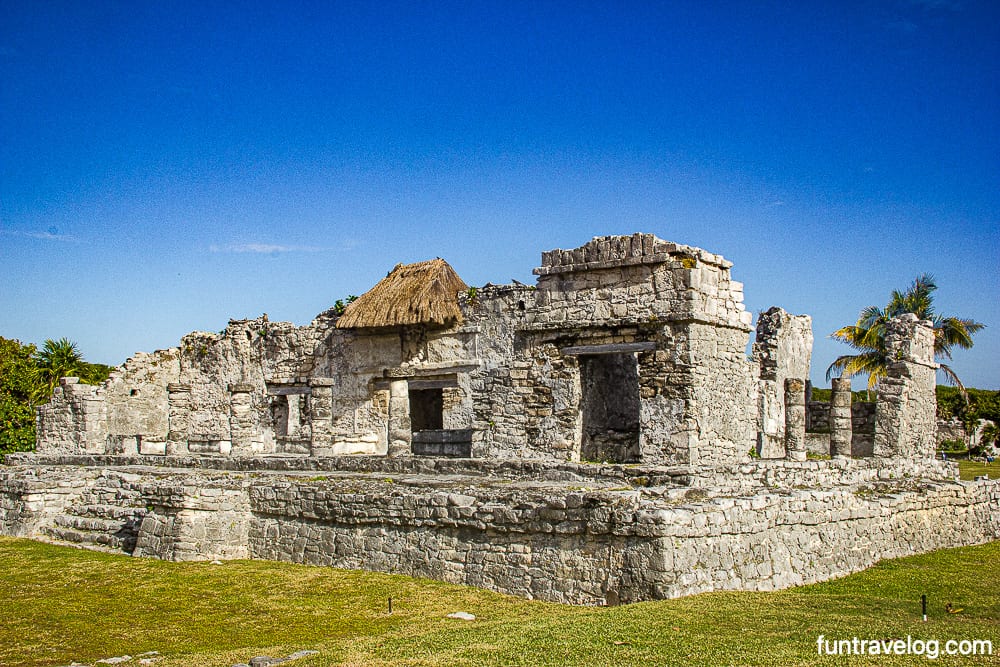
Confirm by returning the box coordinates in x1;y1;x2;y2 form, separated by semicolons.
2;1;998;389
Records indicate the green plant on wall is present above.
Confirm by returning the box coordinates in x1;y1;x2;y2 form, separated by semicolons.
332;295;359;317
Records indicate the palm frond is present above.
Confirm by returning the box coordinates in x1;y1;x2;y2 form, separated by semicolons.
828;274;980;392
825;352;887;385
938;363;969;404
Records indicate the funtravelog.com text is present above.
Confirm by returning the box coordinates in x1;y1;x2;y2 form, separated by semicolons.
817;635;993;660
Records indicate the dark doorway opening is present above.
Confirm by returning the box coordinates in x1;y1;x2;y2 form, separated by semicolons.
580;353;641;463
409;388;443;432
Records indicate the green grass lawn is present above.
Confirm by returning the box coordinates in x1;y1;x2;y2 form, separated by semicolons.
1;537;997;667
959;459;999;481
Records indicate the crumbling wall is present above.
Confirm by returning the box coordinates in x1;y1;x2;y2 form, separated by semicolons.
874;315;938;459
30;233;811;469
105;349;180;455
753;307;813;458
311;327;398;455
464;285;577;460
173;317;326;456
36;379;108;455
937;419;968;446
686;323;758;466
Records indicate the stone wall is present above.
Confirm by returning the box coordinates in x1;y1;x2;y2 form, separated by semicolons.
937;419;967;446
134;472;251;561
806;400;877;457
531;234;751;331
36;378;108;455
0;466;100;537
248;479;669;604
105;349;181;454
0;459;996;605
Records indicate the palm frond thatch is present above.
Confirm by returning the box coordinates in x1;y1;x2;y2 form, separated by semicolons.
335;258;468;330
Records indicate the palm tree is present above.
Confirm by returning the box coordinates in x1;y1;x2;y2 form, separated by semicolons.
33;338;86;396
826;274;984;395
980;423;999;451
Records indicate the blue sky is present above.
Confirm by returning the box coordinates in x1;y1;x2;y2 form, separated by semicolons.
1;1;997;389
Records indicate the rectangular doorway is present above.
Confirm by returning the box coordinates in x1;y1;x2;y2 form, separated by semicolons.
579;353;641;463
409;387;443;432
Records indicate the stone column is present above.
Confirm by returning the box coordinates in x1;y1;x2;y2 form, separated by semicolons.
752;307;814;459
309;378;335;455
829;377;853;458
783;378;806;461
166;383;191;455
285;394;301;437
386;369;413;457
228;384;255;456
874;314;938;459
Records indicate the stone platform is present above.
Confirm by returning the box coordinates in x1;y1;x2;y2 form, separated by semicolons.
2;454;997;605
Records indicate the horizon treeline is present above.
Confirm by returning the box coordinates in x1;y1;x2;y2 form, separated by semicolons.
0;337;113;456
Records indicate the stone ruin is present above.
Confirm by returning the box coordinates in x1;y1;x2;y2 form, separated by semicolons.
1;233;997;604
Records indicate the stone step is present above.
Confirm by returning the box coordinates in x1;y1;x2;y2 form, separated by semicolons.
43;525;136;553
79;489;145;505
52;513;141;534
67;503;146;521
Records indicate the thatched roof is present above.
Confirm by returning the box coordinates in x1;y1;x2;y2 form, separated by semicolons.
335;258;468;330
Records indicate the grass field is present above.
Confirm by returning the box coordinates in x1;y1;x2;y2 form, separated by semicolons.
960;459;998;481
1;537;997;667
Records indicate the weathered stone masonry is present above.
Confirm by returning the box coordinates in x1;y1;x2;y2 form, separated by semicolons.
3;233;997;605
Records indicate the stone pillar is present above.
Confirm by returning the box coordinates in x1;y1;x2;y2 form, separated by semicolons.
285;394;301;437
873;314;938;459
752;307;814;458
166;383;191;454
783;378;806;461
386;369;413;457
228;384;255;456
829;377;853;458
309;378;335;455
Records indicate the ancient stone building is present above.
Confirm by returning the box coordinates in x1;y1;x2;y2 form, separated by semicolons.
2;233;997;605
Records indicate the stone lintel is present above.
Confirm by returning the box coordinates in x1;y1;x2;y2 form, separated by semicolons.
309;378;337;387
561;342;657;356
227;383;255;393
375;377;460;391
267;386;312;396
401;361;481;376
266;376;311;385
